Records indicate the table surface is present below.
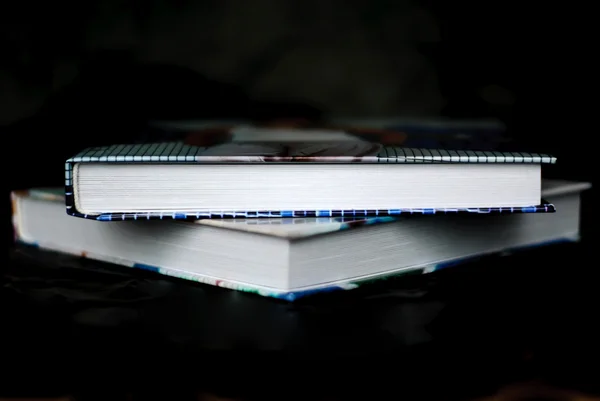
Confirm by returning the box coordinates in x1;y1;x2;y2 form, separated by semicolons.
2;241;598;400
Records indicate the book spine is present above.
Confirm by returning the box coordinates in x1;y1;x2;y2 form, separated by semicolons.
11;190;28;243
65;160;96;219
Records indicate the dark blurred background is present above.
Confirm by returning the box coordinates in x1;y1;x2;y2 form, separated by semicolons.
1;1;595;399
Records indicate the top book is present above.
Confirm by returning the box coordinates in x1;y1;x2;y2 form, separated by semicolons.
65;125;556;220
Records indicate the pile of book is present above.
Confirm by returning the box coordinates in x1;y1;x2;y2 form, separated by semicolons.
11;122;591;301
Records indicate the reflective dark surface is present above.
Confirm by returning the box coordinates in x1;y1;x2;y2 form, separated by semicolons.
2;241;597;399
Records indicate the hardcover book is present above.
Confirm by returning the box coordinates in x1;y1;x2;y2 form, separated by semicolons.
65;125;556;221
13;181;587;301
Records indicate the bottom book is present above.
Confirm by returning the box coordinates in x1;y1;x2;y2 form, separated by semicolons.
11;180;590;301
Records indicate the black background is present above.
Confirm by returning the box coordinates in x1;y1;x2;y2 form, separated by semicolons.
1;0;596;399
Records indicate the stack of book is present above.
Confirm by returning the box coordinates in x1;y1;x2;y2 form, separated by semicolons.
11;123;590;300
